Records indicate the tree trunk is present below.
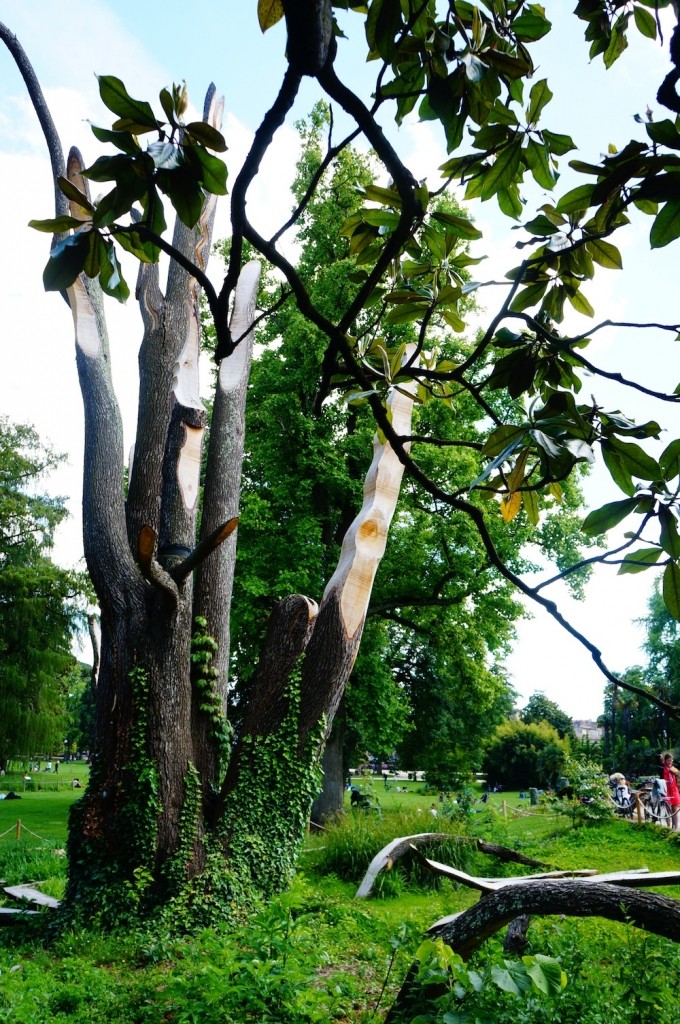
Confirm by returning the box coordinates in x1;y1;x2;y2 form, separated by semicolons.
7;39;421;929
310;710;345;825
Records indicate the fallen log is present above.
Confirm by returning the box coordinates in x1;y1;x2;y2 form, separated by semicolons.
385;880;680;1022
3;884;60;909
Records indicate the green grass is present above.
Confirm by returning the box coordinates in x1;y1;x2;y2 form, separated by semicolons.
2;786;680;1022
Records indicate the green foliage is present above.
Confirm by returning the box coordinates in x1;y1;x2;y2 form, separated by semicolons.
190;617;232;781
0;418;87;770
521;692;574;739
550;753;614;827
64;667;161;927
30;76;227;300
311;807;474;888
483;719;568;789
164;676;325;929
397;936;566;1023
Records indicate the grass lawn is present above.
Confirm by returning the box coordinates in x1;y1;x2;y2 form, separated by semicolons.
1;779;680;1022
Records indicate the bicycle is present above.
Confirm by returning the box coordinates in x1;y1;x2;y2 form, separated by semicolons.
639;778;672;827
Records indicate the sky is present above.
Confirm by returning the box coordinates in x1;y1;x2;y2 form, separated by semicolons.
0;1;678;719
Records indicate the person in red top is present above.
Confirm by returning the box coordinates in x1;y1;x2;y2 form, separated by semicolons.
661;752;680;831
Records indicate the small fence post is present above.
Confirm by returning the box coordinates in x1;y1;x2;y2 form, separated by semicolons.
635;793;643;824
15;819;21;841
502;799;507;824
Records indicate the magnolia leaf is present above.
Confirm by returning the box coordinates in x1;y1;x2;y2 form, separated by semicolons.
500;491;522;523
42;232;90;291
97;75;158;130
659;506;680;558
617;547;663;574
660;438;680;478
650;200;680;248
567;288;595;317
184;122;228;152
258;0;284;31
522;488;540;525
582;497;638;535
526;79;553;124
586;238;623;269
633;4;657;38
431;210;482;239
29;215;85;233
663;561;680;621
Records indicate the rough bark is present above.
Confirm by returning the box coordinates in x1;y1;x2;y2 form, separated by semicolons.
310;713;345;825
386;880;680;1022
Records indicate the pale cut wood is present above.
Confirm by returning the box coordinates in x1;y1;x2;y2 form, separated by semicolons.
4;884;60;908
323;346;418;639
355;833;448;898
176;423;203;511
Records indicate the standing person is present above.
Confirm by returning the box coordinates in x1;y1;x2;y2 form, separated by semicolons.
661;752;680;830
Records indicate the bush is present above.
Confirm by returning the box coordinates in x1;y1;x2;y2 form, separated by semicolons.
483;720;568;790
310;808;474;892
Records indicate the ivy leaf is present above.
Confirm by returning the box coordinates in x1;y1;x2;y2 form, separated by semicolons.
258;0;284;31
663;561;680;621
582;497;638;535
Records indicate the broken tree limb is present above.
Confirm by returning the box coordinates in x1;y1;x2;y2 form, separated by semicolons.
355;834;448;898
170;517;239;584
136;526;180;606
428;879;680;960
3;884;60;909
385;879;680;1022
355;833;551;898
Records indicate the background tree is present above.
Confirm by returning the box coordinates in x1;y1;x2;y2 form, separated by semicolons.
521;692;574;740
0;418;83;770
3;0;680;930
482;719;568;790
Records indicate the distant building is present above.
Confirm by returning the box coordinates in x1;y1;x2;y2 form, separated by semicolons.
573;719;603;742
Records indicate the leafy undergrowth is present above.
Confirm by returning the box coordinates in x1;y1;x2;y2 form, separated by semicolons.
1;813;680;1022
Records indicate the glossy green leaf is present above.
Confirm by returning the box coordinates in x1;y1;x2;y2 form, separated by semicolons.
481;141;523;200
57;176;94;213
512;9;552;41
556;183;595;213
659;506;680;558
542;130;576;156
431;211;482;239
188;146;228;195
97;75;158;130
633;4;657;38
663;561;680;621
586;238;623;269
29;215;85;233
617;547;662;573
582;497;638;535
482;424;526;459
509;279;549;313
650;200;680;248
42;232;90;291
526;79;553;124
90;124;141;155
567;288;594;316
99;240;129;302
184;122;228;152
646;119;680;150
522;488;540;525
525;139;556;189
660;438;680;478
605;436;661;480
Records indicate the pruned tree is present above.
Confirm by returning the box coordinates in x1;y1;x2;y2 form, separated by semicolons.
3;0;680;928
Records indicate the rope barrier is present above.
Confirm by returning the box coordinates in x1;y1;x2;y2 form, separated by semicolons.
0;820;50;843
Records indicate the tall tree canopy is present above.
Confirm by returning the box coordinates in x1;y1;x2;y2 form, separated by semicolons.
2;0;680;931
0;418;82;769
